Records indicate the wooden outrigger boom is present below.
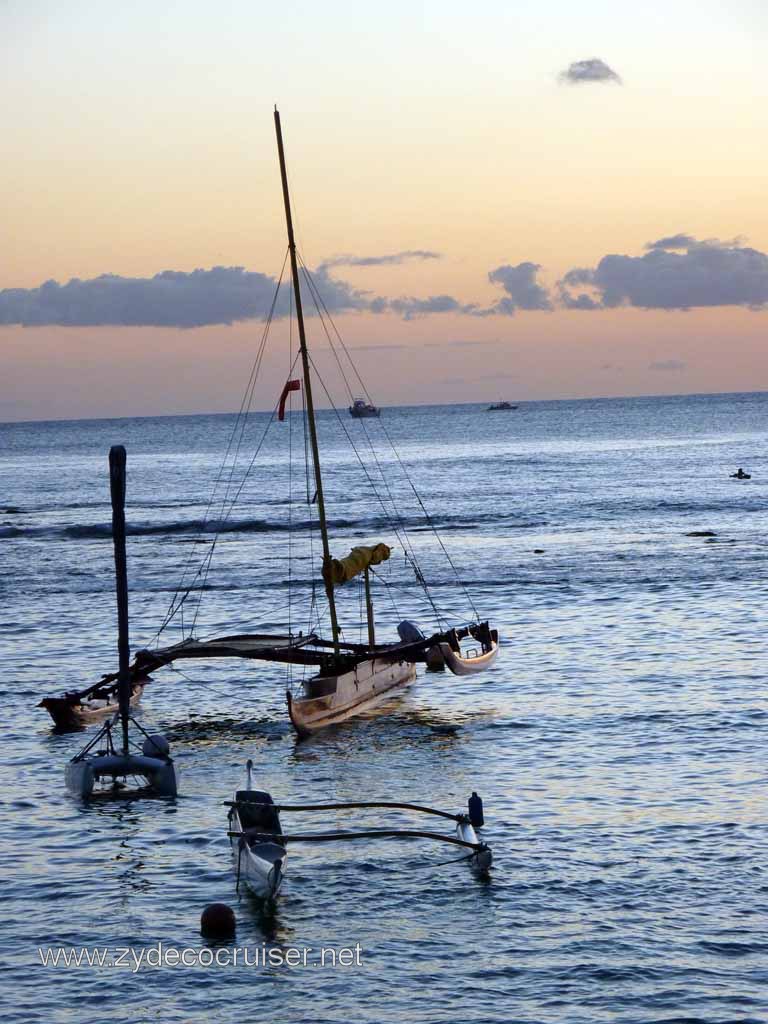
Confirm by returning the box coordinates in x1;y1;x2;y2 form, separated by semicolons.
228;827;488;853
226;798;469;821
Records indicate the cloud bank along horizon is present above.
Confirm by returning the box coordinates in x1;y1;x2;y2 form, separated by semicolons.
3;236;768;329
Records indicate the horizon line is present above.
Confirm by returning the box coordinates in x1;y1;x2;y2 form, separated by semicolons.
1;388;766;428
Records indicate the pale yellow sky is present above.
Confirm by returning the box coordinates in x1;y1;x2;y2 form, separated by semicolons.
2;1;767;419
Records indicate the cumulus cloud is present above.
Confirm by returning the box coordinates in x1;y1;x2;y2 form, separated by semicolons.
557;236;768;311
649;359;686;371
557;267;602;310
380;262;553;319
645;233;697;251
13;234;762;327
0;267;368;328
559;58;622;85
0;265;370;328
488;262;553;311
0;251;523;327
0;254;554;328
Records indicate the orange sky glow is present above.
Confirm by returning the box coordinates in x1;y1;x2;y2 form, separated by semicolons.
2;1;767;420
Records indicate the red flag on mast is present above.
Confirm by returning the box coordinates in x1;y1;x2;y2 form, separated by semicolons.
278;379;301;421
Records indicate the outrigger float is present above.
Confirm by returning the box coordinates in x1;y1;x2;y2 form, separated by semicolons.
227;761;491;900
40;109;500;741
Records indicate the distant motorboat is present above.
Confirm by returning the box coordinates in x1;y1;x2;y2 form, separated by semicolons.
487;401;517;411
349;398;381;418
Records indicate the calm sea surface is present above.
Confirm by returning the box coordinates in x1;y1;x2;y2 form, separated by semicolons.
1;392;766;1024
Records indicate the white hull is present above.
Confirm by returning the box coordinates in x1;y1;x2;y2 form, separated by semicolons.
233;833;286;899
287;657;416;737
457;819;492;871
65;753;177;798
433;640;499;676
230;796;285;899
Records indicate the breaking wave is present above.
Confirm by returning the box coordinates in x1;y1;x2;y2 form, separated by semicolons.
1;510;546;542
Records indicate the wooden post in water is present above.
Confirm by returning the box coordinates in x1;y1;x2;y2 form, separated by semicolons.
363;568;375;647
108;445;130;755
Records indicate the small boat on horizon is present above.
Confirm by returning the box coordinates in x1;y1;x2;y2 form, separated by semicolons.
487;401;517;411
349;398;381;418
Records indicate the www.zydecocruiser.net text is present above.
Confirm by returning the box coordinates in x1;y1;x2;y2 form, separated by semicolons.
38;942;364;972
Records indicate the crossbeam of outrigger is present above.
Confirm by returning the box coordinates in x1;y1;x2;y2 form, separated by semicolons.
39;622;496;730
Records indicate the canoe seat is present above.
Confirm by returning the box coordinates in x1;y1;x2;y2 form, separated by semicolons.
305;676;337;698
236;790;281;834
247;840;285;859
236;789;273;803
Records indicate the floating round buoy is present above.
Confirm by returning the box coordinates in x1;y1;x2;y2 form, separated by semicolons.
200;903;236;940
142;734;170;758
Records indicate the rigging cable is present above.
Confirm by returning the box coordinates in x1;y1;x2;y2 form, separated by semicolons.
298;259;445;628
299;256;479;622
151;251;290;644
188;346;303;637
300;259;449;622
306;350;446;630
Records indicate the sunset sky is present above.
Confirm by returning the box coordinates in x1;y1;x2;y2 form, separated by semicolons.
2;0;767;421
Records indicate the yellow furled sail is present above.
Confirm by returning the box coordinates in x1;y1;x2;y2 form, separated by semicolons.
323;543;391;586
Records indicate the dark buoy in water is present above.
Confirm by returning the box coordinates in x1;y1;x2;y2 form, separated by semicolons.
201;903;236;940
468;791;484;828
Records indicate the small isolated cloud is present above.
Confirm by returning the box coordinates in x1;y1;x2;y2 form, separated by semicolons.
334;342;408;353
488;262;553;312
559;58;622;85
320;250;440;269
385;294;483;320
649;359;686;372
557;236;768;311
423;339;496;348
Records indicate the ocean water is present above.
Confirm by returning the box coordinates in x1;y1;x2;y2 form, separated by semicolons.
1;391;767;1024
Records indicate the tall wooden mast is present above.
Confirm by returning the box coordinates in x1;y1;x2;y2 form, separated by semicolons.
274;108;340;656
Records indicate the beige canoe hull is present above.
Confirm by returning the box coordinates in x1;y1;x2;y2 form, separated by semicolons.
287;658;416;737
